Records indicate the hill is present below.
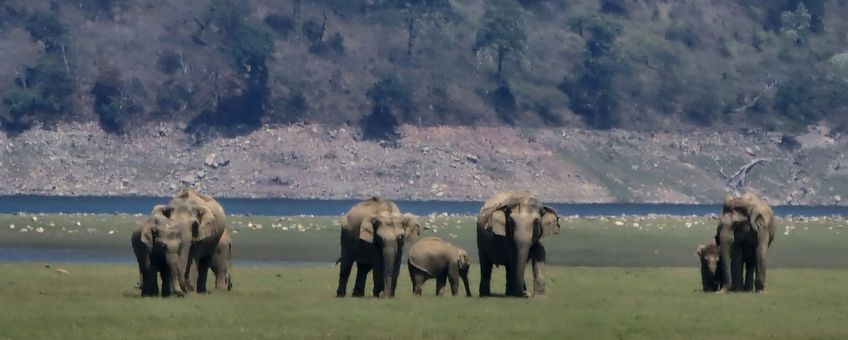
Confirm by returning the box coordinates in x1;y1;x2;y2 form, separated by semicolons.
2;0;848;136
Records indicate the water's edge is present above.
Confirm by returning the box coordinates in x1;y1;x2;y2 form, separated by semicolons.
1;195;847;217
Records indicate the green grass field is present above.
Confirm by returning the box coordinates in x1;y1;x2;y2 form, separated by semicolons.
1;214;848;339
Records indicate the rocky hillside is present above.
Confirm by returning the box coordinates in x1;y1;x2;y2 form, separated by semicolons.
1;122;844;205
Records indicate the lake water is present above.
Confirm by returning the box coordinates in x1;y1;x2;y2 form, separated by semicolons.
1;195;846;217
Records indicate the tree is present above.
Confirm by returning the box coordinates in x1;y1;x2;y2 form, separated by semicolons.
559;15;622;129
360;76;412;143
382;0;452;61
474;0;526;82
780;2;812;45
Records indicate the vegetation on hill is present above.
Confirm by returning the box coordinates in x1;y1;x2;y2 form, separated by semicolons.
1;0;847;139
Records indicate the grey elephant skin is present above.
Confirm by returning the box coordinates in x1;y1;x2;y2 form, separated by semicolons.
477;191;560;297
131;206;189;297
336;197;420;298
408;237;472;297
715;192;776;292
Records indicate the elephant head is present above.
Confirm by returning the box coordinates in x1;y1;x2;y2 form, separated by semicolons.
359;211;420;298
141;205;190;296
485;202;559;296
456;248;472;297
695;242;721;292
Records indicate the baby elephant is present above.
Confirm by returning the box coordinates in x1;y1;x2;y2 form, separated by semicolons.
695;242;723;292
408;237;472;297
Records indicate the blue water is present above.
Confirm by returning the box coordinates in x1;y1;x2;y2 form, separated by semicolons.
0;195;846;216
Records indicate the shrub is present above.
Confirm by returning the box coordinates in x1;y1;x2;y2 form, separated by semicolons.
664;24;700;48
360;76;412;143
24;12;65;50
157;50;182;75
92;70;144;133
264;14;295;37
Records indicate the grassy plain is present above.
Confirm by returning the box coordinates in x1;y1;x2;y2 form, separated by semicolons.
1;214;848;339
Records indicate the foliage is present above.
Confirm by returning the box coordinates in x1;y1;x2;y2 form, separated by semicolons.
599;0;629;16
0;61;74;134
360;76;411;142
264;14;295;37
780;2;812;45
156;50;182;75
24;11;66;50
664;24;700;49
474;0;526;81
92;70;145;134
560;15;622;129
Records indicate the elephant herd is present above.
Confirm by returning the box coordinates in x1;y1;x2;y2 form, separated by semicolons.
132;188;775;298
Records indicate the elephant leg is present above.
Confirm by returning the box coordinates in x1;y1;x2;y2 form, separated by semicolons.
448;273;459;296
479;256;493;297
391;251;402;297
408;263;427;296
336;257;354;297
141;267;159;297
530;243;546;296
435;274;447;296
743;253;755;292
352;262;370;297
730;245;744;292
185;257;199;293
210;244;231;291
196;257;211;293
754;241;769;292
159;268;173;297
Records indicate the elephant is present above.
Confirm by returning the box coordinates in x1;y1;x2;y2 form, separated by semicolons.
407;237;472;297
715;192;776;292
131;205;190;297
695;242;723;292
477;191;560;297
336;197;421;298
160;188;232;293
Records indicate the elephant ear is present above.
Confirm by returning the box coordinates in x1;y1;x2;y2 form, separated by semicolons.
456;249;470;269
401;213;421;241
359;217;379;243
695;244;707;260
487;207;509;236
152;205;173;219
748;203;770;235
539;206;560;237
191;205;215;241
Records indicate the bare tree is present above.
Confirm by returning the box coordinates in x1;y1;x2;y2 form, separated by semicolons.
713;157;769;193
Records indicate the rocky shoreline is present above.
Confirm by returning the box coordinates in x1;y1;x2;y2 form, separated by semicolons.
0;123;845;205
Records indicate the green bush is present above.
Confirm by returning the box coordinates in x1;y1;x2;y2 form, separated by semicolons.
157;50;182;75
264;14;295;37
664;24;700;48
92;70;144;134
24;12;65;50
360;76;411;143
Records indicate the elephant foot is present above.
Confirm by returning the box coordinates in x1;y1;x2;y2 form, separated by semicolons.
351;292;365;298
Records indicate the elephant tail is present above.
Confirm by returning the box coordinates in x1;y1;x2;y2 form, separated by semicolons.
334;257;342;266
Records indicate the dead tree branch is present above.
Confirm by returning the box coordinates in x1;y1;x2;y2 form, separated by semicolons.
714;157;769;193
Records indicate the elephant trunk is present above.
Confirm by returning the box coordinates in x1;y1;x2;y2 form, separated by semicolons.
461;272;472;297
382;248;397;298
511;243;531;297
166;253;185;297
718;235;733;292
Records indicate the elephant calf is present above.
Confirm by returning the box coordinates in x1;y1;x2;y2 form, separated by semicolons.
695;242;722;292
408;237;471;297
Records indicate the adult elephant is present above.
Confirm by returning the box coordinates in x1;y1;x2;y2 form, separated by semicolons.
336;197;420;298
477;191;560;297
715;192;776;293
164;188;231;293
131;205;190;297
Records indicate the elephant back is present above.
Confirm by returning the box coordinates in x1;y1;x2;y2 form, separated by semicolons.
477;191;538;229
341;197;400;235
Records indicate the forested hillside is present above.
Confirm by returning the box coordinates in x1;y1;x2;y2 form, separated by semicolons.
2;0;847;139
